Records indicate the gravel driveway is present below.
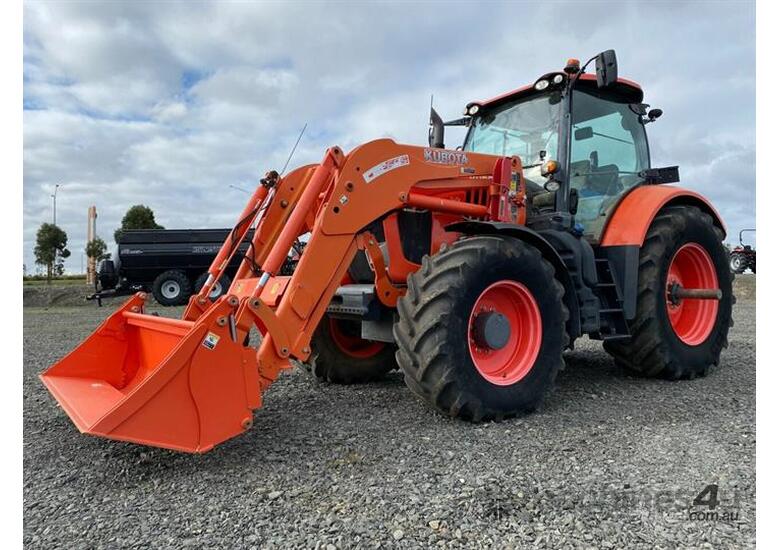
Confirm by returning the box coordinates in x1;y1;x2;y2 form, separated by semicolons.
23;283;755;549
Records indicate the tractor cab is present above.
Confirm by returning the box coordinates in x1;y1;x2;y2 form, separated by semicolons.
459;52;664;241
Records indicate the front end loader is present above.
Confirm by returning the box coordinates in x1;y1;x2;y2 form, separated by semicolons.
41;51;733;453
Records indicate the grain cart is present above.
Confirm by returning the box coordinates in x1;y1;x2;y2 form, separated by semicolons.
41;51;733;453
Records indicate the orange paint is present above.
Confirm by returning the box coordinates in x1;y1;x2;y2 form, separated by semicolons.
41;140;528;453
601;185;725;247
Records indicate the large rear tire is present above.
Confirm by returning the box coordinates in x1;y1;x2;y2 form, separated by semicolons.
393;236;568;421
310;317;397;384
604;206;734;379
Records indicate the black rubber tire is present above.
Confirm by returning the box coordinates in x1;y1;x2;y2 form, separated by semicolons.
310;316;397;384
604;206;734;379
194;272;231;302
393;236;569;421
729;252;747;274
151;270;192;306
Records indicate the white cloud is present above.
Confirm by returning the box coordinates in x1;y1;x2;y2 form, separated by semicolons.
151;100;187;122
23;0;757;274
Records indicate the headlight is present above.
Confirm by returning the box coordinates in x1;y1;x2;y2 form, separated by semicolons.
534;79;549;91
553;74;564;84
467;104;480;116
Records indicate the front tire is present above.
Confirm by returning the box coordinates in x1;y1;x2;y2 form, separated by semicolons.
393;236;568;421
310;317;397;384
151;270;192;306
604;206;734;379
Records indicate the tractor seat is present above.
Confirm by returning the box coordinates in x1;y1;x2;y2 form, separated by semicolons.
570;161;621;197
584;164;620;195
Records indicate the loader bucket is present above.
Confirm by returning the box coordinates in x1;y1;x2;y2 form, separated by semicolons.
40;294;261;453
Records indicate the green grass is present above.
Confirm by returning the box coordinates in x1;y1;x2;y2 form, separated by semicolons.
23;277;88;287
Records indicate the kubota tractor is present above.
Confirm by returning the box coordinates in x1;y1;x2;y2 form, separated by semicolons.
41;51;733;453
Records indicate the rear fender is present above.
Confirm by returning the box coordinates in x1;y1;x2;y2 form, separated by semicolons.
599;185;726;320
600;185;726;246
447;221;582;341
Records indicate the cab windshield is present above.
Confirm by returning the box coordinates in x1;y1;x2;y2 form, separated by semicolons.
463;92;562;187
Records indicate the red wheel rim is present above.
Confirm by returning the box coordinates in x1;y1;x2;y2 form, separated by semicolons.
468;280;542;386
329;318;385;359
666;243;719;345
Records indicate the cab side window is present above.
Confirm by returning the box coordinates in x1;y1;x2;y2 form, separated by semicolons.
569;90;649;238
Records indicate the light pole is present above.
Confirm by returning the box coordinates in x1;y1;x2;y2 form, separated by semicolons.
51;183;61;226
50;184;62;278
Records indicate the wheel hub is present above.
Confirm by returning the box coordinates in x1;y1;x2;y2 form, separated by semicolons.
472;311;511;350
209;280;223;299
161;281;181;299
665;242;719;345
467;280;542;386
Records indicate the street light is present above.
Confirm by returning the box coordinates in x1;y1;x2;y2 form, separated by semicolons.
51;183;61;226
50;184;63;277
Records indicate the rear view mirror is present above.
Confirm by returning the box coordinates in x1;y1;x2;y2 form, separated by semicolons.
595;49;618;88
429;106;444;148
574;127;593;141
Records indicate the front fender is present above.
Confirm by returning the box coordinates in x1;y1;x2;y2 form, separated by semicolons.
600;185;726;247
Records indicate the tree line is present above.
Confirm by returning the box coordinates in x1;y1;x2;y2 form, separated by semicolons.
32;205;163;282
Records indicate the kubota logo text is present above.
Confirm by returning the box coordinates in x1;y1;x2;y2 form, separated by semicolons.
424;148;469;165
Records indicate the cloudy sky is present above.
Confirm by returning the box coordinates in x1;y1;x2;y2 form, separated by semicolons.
23;0;756;274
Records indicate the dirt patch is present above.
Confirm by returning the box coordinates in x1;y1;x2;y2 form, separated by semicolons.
734;273;755;302
23;284;93;308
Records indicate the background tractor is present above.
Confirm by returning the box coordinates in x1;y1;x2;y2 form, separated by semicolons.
41;50;733;453
729;228;756;274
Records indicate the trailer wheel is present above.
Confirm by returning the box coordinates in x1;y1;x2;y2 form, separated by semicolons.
309;317;397;384
394;236;568;421
151;270;192;306
604;206;734;379
194;272;230;301
729;252;747;274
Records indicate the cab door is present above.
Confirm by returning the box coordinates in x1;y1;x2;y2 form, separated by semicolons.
569;89;650;239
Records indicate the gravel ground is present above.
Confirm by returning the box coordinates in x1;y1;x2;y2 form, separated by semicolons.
24;282;755;549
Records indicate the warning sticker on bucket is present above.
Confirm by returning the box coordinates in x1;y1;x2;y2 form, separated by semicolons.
203;332;220;350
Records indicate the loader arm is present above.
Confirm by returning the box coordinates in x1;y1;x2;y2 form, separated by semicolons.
225;139;524;387
39;138;524;453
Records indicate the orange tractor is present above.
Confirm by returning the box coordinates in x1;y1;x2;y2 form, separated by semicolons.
41;51;733;453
